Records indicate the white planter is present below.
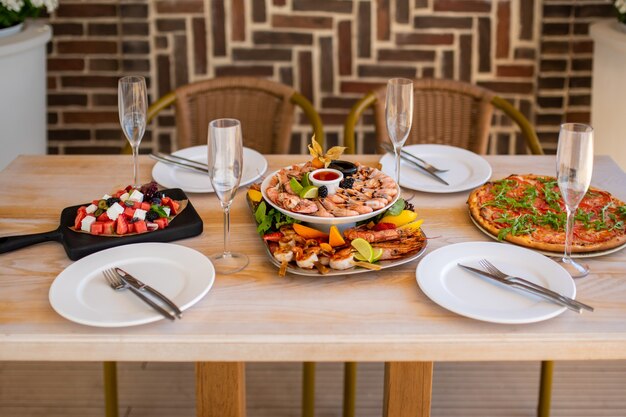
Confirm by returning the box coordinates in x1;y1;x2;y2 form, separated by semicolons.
0;21;51;170
590;20;626;171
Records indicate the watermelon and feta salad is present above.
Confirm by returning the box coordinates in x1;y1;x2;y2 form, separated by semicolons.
72;182;186;236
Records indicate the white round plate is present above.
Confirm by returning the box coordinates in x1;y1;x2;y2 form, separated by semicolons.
260;167;399;226
416;242;576;324
152;145;267;193
380;144;492;193
49;243;215;327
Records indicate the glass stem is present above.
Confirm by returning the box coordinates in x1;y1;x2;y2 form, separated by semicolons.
132;145;139;187
394;145;401;185
563;206;576;263
222;202;232;257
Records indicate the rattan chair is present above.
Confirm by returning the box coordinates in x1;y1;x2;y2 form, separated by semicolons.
343;78;543;155
129;76;324;153
342;78;551;417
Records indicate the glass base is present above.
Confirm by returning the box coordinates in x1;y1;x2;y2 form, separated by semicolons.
557;257;589;279
210;252;249;275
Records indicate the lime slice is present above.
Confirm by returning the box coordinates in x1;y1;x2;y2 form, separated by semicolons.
354;252;369;262
289;177;303;195
301;172;311;188
299;185;318;199
351;238;373;263
370;247;383;263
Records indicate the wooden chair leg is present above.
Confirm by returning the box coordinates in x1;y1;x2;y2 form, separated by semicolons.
383;362;433;417
196;362;246;417
302;362;316;417
537;360;554;417
103;361;119;417
343;362;357;417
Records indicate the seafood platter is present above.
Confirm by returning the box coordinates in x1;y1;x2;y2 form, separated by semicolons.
248;137;427;276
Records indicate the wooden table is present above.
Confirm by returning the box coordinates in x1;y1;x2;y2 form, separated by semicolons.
1;154;626;417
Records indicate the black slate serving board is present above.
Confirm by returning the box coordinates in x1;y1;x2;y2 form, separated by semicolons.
0;188;203;260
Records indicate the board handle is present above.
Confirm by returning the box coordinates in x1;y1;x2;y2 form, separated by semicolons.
0;229;62;254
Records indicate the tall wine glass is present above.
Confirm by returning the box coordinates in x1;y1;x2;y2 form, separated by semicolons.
118;76;147;188
556;123;594;278
208;118;249;274
385;78;414;186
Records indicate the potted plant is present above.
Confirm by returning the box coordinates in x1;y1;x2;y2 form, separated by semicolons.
0;0;57;37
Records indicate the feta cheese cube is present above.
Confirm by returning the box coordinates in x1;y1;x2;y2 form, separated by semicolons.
128;189;144;203
106;202;125;221
101;194;111;200
163;206;171;216
133;208;147;220
85;204;97;214
81;215;96;232
119;192;130;202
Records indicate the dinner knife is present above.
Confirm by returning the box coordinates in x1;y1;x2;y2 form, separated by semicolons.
380;143;449;185
457;264;583;313
115;267;183;319
149;153;208;174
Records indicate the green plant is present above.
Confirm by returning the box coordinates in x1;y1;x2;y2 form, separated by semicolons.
0;0;57;29
616;0;626;24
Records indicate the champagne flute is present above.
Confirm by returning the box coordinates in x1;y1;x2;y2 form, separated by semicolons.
385;78;414;186
207;118;249;274
118;76;147;188
556;123;594;278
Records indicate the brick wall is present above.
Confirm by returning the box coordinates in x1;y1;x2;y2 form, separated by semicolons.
45;0;615;155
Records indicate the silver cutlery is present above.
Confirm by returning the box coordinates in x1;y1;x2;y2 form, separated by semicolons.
380;142;449;186
114;267;183;318
103;269;176;321
478;259;594;312
457;263;584;313
149;153;208;174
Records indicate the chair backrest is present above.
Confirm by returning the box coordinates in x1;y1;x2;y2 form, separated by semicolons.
344;78;543;155
147;76;324;154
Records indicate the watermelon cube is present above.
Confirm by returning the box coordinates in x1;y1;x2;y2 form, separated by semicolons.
154;218;169;229
90;222;104;235
134;220;147;233
74;210;87;230
116;216;128;235
140;202;151;211
123;206;135;218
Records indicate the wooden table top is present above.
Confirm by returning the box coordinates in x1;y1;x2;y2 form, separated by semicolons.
1;154;625;362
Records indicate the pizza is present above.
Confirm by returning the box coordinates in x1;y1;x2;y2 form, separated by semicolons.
467;174;626;253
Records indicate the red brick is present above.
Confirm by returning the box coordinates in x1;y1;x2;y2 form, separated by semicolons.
48;58;84;72
293;0;352;13
253;31;313;45
496;1;510;58
496;65;535;78
64;111;119;124
338;21;352;76
232;0;246;41
434;0;491;13
57;41;117;54
477;81;534;94
378;49;435;62
396;33;454;45
56;4;117;17
61;76;119;89
377;0;390;41
214;66;274;77
272;14;333;29
341;81;385;94
156;1;204;14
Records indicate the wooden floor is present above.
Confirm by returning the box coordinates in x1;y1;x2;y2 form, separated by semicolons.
1;361;625;416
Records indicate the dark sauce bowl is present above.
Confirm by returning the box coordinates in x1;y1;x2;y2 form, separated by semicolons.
328;160;357;177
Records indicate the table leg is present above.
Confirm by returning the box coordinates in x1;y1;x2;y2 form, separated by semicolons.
383;362;433;417
196;362;246;417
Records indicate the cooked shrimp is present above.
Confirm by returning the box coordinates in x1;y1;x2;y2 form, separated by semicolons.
321;198;360;217
313;200;333;217
344;225;415;243
329;247;354;270
273;247;294;277
294;247;318;269
364;198;389;209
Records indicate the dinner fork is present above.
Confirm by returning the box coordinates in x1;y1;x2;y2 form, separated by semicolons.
478;259;594;312
103;269;176;320
381;142;449;173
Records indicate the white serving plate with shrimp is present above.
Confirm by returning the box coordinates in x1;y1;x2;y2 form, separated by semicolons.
262;231;428;277
260;163;400;226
